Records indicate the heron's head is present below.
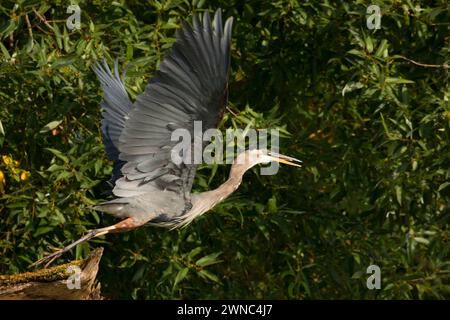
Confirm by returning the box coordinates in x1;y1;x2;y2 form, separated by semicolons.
234;149;302;170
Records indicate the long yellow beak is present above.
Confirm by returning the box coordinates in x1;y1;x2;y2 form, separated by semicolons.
268;152;303;167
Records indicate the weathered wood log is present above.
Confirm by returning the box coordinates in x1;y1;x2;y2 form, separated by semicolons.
0;247;103;300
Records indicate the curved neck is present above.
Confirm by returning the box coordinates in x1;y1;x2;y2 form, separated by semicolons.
196;163;249;207
215;163;246;197
180;163;251;228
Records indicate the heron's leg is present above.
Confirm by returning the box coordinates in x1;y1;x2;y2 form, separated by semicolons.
30;217;146;268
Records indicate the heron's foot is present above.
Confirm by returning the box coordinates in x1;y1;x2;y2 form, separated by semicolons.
29;248;67;269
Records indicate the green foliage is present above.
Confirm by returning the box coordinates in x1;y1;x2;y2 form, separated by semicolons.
0;0;449;299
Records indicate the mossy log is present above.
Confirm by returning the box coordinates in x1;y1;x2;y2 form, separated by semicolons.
0;248;103;300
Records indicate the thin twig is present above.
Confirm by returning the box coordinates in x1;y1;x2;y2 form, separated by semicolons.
32;8;53;31
24;14;33;41
226;106;238;117
34;24;52;36
395;55;448;69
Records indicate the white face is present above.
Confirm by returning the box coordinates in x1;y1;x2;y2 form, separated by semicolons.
234;149;302;168
235;149;271;166
259;154;274;164
253;150;273;164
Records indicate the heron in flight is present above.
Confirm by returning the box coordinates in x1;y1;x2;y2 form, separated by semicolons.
32;9;301;268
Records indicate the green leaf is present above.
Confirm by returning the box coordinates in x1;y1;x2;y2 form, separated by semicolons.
45;148;69;163
347;49;365;58
0;41;10;59
342;81;364;96
198;270;221;283
375;39;388;58
55;170;71;181
33;226;53;237
380;113;391;138
0;20;17;39
51;56;77;68
385;77;415;84
395;185;402;205
40;120;62;133
53;23;63;49
438;182;450;192
173;267;189;287
126;43;133;60
267;196;277;214
196;252;222;267
364;35;373;53
188;247;203;259
414;237;430;245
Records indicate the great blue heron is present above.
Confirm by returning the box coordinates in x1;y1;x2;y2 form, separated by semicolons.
31;9;301;268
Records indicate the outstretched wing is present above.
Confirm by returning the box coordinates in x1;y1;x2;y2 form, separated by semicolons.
95;9;233;200
92;59;133;184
